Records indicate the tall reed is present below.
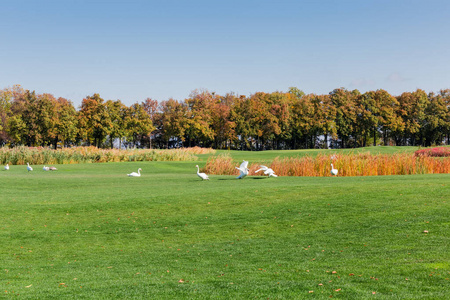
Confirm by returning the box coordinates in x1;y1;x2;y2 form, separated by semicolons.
0;146;202;165
203;153;236;175
275;153;450;176
205;152;450;177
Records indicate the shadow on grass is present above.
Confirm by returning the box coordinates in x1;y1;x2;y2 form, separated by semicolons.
216;177;267;180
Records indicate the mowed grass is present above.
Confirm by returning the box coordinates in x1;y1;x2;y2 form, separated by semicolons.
1;155;449;299
199;146;424;164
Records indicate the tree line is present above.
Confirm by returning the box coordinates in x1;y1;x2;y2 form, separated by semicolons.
1;84;450;150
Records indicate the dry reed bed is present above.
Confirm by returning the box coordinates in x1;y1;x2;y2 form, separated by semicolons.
205;153;450;177
0;146;214;165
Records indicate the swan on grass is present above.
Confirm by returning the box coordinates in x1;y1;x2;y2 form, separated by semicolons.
49;166;57;171
255;165;278;177
43;165;50;171
195;165;209;180
330;163;338;176
236;160;249;179
4;164;9;170
127;168;142;177
27;163;33;172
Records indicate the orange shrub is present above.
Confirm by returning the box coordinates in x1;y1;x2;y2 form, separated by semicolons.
205;152;450;177
203;154;237;175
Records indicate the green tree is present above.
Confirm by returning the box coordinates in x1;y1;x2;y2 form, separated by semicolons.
105;100;127;148
356;90;401;146
78;94;111;147
0;85;26;144
230;95;252;150
141;98;159;148
125;103;155;147
395;89;429;145
424;90;450;146
10;90;42;146
158;99;188;148
291;93;315;148
54;97;78;147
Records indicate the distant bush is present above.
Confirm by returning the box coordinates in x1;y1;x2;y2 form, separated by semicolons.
0;146;207;165
414;147;450;157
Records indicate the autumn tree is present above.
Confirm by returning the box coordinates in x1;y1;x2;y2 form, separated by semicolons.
438;89;450;144
78;94;111;147
423;90;450;146
125;103;155;147
291;93;315;148
54;97;78;148
229;95;252;149
8;90;54;146
105;100;127;148
184;90;215;147
394;89;429;145
330;88;359;147
158;99;188;148
245;92;282;150
0;85;25;144
210;93;236;149
356;89;402;146
141;98;159;148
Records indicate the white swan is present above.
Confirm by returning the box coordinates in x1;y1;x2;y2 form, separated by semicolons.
27;162;33;172
4;164;9;170
255;165;278;177
195;165;209;180
127;168;142;177
49;166;57;171
331;163;338;176
43;165;50;171
236;160;249;179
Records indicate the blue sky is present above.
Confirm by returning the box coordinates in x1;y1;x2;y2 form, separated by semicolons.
1;0;449;107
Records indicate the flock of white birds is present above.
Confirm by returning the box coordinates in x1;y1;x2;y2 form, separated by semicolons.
3;161;339;179
195;160;338;181
3;163;58;172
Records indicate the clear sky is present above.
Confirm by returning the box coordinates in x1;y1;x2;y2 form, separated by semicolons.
1;0;449;107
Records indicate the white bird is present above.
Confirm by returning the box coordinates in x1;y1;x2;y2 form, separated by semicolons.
255;165;278;177
43;165;50;171
195;165;209;180
331;163;338;176
127;168;142;177
236;160;249;179
4;164;9;170
49;166;58;171
27;162;33;172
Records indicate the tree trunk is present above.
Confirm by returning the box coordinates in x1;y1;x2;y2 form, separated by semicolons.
373;127;377;146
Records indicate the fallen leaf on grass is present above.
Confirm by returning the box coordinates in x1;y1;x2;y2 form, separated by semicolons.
25;285;32;288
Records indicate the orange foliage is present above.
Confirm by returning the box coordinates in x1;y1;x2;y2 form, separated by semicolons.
205;153;450;177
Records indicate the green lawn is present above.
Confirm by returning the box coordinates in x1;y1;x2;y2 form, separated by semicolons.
1;149;449;299
198;146;423;163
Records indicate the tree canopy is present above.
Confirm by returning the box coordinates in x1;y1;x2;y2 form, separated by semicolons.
1;84;450;149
